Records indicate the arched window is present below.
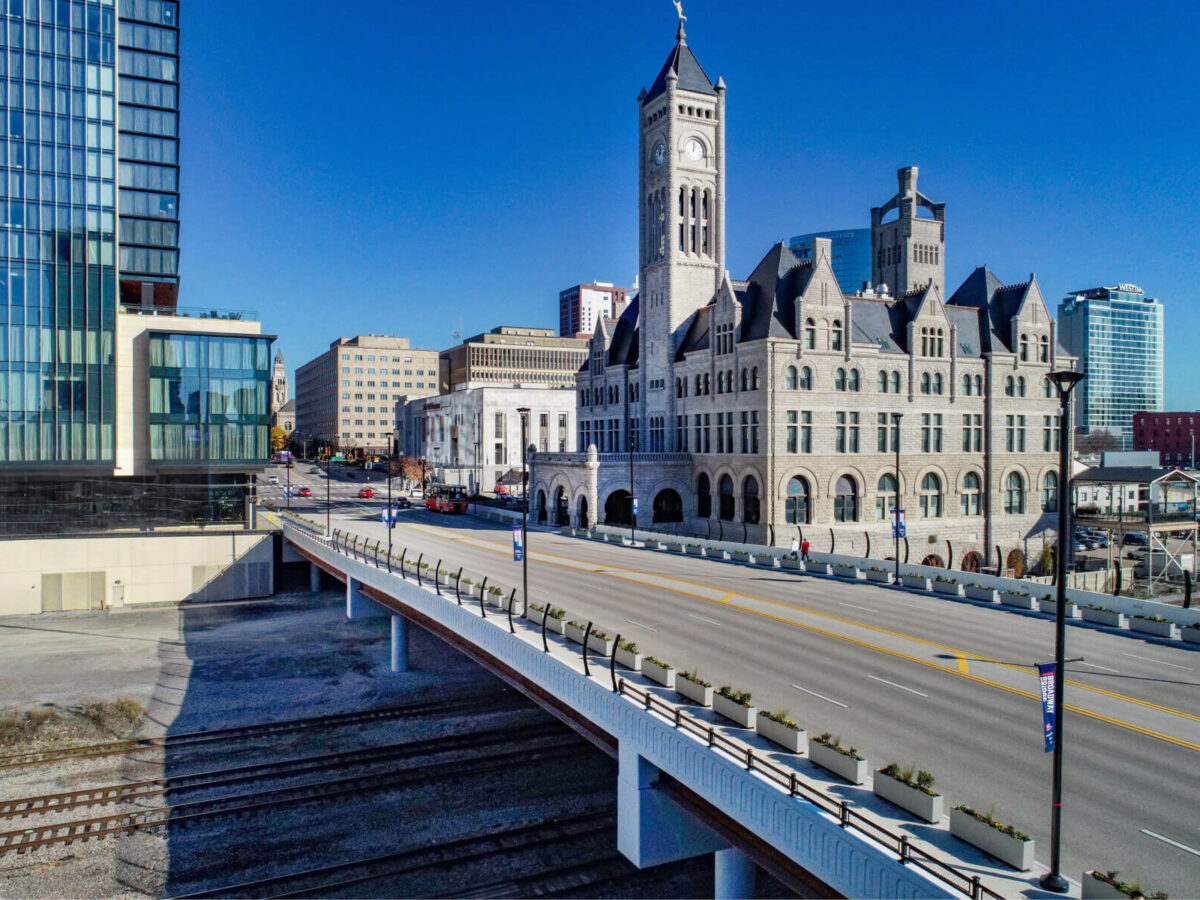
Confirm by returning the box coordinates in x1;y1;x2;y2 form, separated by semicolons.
921;372;932;394
799;367;813;390
1005;472;1025;514
974;374;983;395
785;366;798;390
831;319;844;351
695;374;702;395
717;371;725;394
877;371;888;392
718;474;735;520
960;472;982;516
962;374;972;396
834;476;858;522
876;473;898;520
1017;376;1026;397
834;368;847;391
920;473;943;518
933;373;944;395
804;318;816;350
704;373;710;394
741;369;748;392
726;370;733;394
1042;471;1059;512
675;378;682;398
751;367;760;390
891;371;901;393
1019;333;1030;361
1005;376;1015;397
1043;377;1054;399
785;476;810;524
1039;334;1050;363
742;476;760;524
848;369;860;391
697;474;712;518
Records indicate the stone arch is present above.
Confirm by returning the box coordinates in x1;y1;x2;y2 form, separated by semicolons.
572;488;591;529
652;488;683;523
1006;548;1027;577
921;553;944;568
777;465;822;501
603;488;632;526
955;466;985;492
825;465;867;501
535;489;547;525
961;550;983;573
552;485;569;526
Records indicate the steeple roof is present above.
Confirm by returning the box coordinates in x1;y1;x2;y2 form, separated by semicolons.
645;24;717;101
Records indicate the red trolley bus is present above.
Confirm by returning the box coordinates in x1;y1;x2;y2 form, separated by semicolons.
424;483;469;514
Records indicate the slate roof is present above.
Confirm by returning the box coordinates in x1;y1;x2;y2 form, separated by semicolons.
646;26;717;100
850;298;904;354
675;304;712;360
606;294;640;367
946;265;1015;353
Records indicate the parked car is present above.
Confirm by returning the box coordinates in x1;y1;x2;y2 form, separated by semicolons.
309;466;321;474
1121;532;1149;546
297;487;312;498
409;489;425;498
357;488;374;499
267;474;279;485
394;496;412;509
1126;547;1148;561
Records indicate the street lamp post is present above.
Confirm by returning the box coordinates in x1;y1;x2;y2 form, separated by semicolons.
892;412;903;582
1041;369;1085;895
324;438;331;537
518;408;531;615
629;431;637;542
286;455;291;511
386;453;393;560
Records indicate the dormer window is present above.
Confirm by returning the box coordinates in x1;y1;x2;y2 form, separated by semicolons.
1019;333;1030;361
831;319;844;351
804;318;816;350
1039;334;1050;363
920;326;946;357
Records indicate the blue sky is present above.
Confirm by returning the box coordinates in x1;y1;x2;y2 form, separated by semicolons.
181;0;1200;407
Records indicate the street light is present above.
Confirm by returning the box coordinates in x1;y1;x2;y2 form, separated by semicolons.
628;429;637;542
891;412;903;582
386;452;393;561
518;408;531;614
324;437;331;537
1041;369;1085;895
286;453;291;511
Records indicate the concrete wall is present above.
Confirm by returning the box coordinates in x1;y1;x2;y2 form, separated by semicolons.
0;531;274;616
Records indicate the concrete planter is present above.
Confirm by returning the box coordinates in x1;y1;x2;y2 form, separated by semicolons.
559;526;573;536
1181;625;1200;644
757;555;781;568
542;615;566;635
1082;872;1137;899
459;583;481;600
932;580;964;597
730;550;752;563
436;572;452;587
686;545;706;557
485;590;508;608
809;740;867;784
901;574;931;591
644;538;662;549
564;622;588;645
1000;591;1036;610
666;542;685;553
1082;607;1127;628
587;632;615;656
675;677;713;707
642;659;674;688
872;772;943;823
1037;597;1080;618
712;693;757;728
1129;617;1179;639
833;564;864;580
523;604;543;621
712;549;731;561
806;561;832;575
866;569;894;585
950;808;1033;870
614;646;642;671
781;557;803;571
964;584;999;603
757;715;805;752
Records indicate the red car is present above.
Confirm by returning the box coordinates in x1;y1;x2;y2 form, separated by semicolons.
357;488;374;499
297;487;312;498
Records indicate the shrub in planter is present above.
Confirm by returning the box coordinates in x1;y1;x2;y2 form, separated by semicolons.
757;708;805;752
730;549;752;562
781;554;803;570
1000;589;1036;610
1038;594;1080;617
686;544;705;556
587;628;615;655
873;763;943;823
865;567;894;584
900;573;931;591
645;539;662;549
833;563;864;579
964;583;999;603
675;668;713;706
933;575;964;597
809;733;867;784
564;620;588;644
713;686;756;727
1082;605;1127;628
642;655;674;688
806;560;832;575
614;638;642;671
949;805;1033;871
1129;615;1179;639
538;605;566;634
1082;870;1168;900
1182;624;1200;644
526;601;545;621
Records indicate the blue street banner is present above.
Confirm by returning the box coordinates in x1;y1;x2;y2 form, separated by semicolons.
512;526;524;562
632;497;639;518
1037;662;1056;752
891;508;906;539
381;508;389;524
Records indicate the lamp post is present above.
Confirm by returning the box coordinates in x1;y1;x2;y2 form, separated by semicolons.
518;408;531;614
892;412;903;582
1041;369;1085;895
474;437;480;516
286;454;291;511
629;430;637;542
386;453;393;559
324;436;331;537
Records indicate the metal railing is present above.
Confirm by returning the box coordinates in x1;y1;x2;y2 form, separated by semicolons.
279;509;1003;900
120;304;260;322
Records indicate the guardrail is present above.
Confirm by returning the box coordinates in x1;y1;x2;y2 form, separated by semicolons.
277;508;1003;900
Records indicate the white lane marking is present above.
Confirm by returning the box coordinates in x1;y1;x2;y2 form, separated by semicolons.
839;602;880;613
687;613;724;627
624;618;658;632
1121;652;1193;672
1140;828;1200;858
866;674;928;698
790;684;850;709
1075;661;1120;673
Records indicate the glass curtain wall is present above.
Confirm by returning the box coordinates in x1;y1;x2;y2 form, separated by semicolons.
0;0;119;466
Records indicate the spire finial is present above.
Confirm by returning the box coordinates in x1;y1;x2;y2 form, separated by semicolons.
672;0;687;41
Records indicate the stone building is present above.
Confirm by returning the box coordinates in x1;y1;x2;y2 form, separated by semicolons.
531;24;1074;572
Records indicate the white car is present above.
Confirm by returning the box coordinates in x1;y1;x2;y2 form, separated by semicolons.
267;474;279;485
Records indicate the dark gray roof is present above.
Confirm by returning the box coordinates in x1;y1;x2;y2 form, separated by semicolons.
850;299;904;353
646;27;717;100
675;304;712;360
607;294;640;367
946;306;985;357
946;266;1014;353
1073;467;1198;485
739;243;813;341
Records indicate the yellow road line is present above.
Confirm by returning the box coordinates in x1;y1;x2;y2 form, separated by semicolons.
388;520;1200;744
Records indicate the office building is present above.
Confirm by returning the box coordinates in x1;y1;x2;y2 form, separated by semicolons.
0;1;277;534
294;336;438;457
559;283;631;337
787;229;873;296
1133;411;1200;468
1058;284;1163;450
441;326;588;392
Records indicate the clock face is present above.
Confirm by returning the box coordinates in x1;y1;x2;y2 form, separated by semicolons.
652;143;666;168
685;139;704;161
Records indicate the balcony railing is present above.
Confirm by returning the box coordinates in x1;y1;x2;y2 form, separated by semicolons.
121;305;260;322
1075;505;1198;524
534;451;692;465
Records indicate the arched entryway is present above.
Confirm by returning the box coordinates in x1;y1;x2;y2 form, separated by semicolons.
577;495;589;529
921;553;945;568
652;489;683;523
536;489;547;524
718;474;735;520
553;487;568;526
697;474;712;518
605;490;632;526
742;476;760;524
1006;548;1027;578
961;551;982;573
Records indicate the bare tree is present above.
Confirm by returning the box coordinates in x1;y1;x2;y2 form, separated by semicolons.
1075;429;1120;455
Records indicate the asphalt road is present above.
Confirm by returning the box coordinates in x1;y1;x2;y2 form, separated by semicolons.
259;468;1200;897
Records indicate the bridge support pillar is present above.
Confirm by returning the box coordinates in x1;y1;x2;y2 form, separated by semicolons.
309;562;322;594
346;576;387;620
713;847;755;899
617;742;726;868
390;614;409;672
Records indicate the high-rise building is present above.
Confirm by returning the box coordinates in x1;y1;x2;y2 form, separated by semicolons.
0;1;276;535
1058;284;1163;450
787;229;872;296
294;336;439;457
559;283;630;337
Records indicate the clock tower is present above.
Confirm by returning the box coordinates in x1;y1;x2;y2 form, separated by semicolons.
270;349;288;415
638;22;725;446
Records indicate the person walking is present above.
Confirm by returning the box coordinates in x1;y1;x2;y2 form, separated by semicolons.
790;536;800;558
801;538;810;563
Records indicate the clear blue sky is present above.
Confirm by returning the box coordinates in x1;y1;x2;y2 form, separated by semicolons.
180;0;1200;408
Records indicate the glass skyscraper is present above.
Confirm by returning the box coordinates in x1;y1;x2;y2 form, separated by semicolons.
1057;284;1164;450
788;228;872;296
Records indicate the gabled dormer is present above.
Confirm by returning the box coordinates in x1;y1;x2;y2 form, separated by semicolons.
1007;275;1054;365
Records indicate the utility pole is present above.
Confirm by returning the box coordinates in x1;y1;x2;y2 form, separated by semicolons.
518;408;531;615
892;412;903;581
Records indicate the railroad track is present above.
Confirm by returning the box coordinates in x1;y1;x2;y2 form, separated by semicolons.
0;720;563;819
0;736;589;857
170;809;618;898
0;689;521;770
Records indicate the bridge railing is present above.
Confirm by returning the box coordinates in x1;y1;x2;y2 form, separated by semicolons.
279;509;1005;900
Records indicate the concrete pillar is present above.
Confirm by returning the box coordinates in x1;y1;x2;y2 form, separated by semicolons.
310;562;322;594
390;614;409;672
586;444;600;529
346;576;387;620
713;848;755;900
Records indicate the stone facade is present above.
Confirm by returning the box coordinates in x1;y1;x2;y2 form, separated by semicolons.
532;26;1075;571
